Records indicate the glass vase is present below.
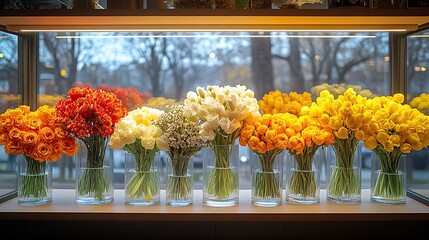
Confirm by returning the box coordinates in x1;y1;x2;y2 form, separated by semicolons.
124;152;160;206
326;139;362;204
285;147;323;204
251;151;283;207
17;155;52;206
203;144;239;207
371;150;406;204
75;137;114;205
166;154;194;207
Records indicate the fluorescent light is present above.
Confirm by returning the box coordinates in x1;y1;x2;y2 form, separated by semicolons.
410;34;429;38
55;35;377;39
22;29;407;33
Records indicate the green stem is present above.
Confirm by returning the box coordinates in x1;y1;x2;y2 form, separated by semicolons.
205;129;240;199
19;156;49;199
288;145;320;198
372;146;405;200
253;149;282;199
77;134;111;201
167;148;197;201
327;137;360;198
124;140;159;201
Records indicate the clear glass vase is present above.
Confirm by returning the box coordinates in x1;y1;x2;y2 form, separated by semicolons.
371;150;406;204
166;154;193;207
17;155;52;206
326;139;362;204
203;144;239;207
75;137;114;205
251;151;283;207
124;152;160;206
285;147;323;204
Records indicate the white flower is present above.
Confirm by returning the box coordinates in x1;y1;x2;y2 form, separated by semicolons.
183;84;261;142
109;106;166;151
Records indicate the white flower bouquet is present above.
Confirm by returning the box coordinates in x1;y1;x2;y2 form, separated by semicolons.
184;85;260;201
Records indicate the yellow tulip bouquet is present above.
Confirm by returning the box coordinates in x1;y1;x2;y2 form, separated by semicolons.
285;104;335;202
239;113;290;204
362;93;429;202
409;93;429;115
317;88;372;203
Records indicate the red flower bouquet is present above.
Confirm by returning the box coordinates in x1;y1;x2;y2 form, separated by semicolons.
55;86;127;203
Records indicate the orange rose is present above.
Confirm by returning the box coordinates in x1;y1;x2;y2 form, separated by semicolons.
61;138;79;156
8;127;21;140
5;140;24;155
39;127;56;143
21;131;39;146
34;142;53;161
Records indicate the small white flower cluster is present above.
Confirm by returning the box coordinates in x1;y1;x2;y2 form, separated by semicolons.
183;85;261;141
109;106;168;151
156;105;207;150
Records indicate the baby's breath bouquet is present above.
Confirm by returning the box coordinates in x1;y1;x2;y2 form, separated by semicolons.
184;85;260;206
156;105;207;206
109;106;168;205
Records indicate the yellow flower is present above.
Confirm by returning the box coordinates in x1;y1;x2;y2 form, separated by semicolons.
392;93;404;103
376;131;389;145
399;143;411;153
335;127;349;139
364;136;378;149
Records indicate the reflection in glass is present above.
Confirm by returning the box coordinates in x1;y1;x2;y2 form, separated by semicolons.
0;31;19;200
407;28;429;201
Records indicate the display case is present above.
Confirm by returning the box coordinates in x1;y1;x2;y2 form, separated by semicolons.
0;7;428;238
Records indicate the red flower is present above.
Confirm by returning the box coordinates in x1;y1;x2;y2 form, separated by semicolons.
55;86;127;139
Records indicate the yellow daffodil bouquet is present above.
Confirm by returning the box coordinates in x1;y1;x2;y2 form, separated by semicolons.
409;93;429;115
317;88;372;203
285;104;335;200
239;113;290;203
362;93;429;202
109;106;168;203
183;85;260;201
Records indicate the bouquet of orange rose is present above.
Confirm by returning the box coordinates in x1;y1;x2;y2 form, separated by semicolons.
0;105;78;204
285;103;335;202
239;113;290;205
361;93;429;203
55;86;127;203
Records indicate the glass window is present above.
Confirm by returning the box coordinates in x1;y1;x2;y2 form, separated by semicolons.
406;27;429;201
38;31;391;190
0;30;20;200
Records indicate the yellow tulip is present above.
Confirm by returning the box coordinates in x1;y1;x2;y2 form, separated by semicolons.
364;136;378;149
335;127;349;139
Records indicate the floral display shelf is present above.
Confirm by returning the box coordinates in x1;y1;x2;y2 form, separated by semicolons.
0;189;428;222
